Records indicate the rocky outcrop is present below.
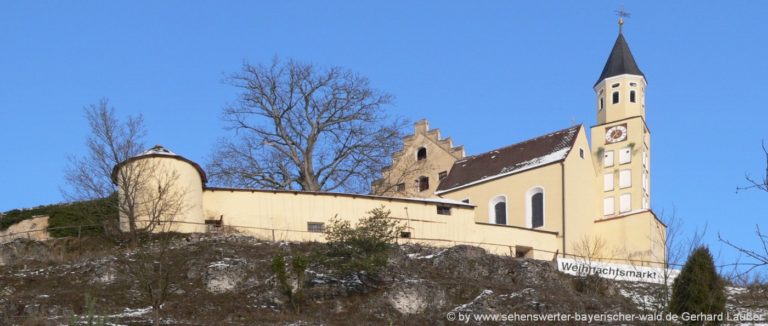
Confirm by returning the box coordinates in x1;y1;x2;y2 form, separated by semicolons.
0;215;50;244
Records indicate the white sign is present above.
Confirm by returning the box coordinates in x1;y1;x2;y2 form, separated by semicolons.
557;258;679;284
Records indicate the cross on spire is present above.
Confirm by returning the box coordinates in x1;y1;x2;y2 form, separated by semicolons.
615;7;631;34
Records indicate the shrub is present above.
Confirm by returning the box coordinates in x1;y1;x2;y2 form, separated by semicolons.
48;195;118;238
272;253;308;312
321;206;404;279
670;246;726;321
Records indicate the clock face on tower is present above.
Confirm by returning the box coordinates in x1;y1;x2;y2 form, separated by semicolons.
605;124;628;143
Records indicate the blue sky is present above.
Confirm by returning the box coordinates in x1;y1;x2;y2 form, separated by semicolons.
1;1;767;270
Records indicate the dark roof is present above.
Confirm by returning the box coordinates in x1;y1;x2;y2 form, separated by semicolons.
436;125;581;193
111;145;208;185
595;33;644;86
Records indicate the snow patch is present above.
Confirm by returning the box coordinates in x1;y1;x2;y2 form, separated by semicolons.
452;289;493;312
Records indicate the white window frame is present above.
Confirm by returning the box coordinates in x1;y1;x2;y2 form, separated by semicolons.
603;173;614;191
619;169;632;189
619;147;631;164
620;193;631;213
525;187;545;228
603;197;614;216
603;150;614;167
488;195;507;224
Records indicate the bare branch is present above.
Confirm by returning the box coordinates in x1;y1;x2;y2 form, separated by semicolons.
208;58;404;193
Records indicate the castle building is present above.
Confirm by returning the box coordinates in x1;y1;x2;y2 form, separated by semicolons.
114;25;666;266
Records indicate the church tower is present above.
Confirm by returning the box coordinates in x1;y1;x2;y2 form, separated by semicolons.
591;20;651;218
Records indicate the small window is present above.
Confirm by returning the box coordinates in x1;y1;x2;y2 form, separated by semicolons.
437;206;451;215
630;90;636;103
630;82;637;87
489;195;507;224
603;151;614;167
619;147;631;164
307;222;325;233
400;231;412;238
531;192;544;228
603;174;614;191
619;170;631;188
642;172;648;191
620;193;631;213
611;83;620;88
438;171;448;181
494;202;507;224
417;176;429;192
612;91;619;104
603;197;614;216
599;97;604;111
396;183;405;192
461;198;470;204
417;147;427;161
642;150;648;168
579;148;584;158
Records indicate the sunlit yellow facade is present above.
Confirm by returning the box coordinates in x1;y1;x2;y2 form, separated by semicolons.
116;30;666;266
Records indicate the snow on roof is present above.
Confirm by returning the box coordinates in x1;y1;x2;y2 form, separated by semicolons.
436;125;580;194
140;145;177;156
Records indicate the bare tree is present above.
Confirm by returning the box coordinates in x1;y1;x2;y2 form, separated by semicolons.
371;157;434;197
719;141;768;277
64;99;146;201
63;99;146;239
207;58;406;194
64;100;186;246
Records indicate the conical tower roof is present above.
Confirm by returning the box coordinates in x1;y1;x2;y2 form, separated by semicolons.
595;33;644;86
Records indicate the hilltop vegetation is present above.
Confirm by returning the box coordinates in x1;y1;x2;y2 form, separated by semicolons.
1;196;116;237
2;233;766;325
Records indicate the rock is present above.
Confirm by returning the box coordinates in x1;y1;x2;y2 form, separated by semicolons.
203;258;250;294
386;279;445;315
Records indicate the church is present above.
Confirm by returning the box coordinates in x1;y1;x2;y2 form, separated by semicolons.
114;23;666;267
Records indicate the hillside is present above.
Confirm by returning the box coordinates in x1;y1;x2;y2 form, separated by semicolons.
1;234;766;325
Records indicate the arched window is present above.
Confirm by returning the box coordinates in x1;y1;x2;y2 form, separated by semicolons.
489;195;507;225
526;187;544;228
599;97;604;111
612;91;619;104
417;176;429;192
630;90;636;103
417;147;427;161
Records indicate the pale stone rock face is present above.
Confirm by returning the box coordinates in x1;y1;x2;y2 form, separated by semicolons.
0;215;50;244
203;258;249;294
386;279;445;315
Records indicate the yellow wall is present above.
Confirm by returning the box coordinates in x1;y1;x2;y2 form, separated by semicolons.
562;127;599;255
117;156;206;233
591;211;666;267
375;120;463;198
595;74;646;125
438;162;564;236
201;189;560;258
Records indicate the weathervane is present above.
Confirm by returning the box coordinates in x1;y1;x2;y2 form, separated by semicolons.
615;7;631;33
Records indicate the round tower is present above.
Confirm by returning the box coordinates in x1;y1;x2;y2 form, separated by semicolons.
112;145;207;233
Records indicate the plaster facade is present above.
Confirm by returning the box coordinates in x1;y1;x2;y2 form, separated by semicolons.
114;29;666;267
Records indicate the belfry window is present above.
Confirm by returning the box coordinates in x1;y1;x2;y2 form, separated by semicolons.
612;91;619;104
630;90;636;103
417;176;429;192
417;147;427;161
599;97;604;111
527;187;544;228
489;195;507;225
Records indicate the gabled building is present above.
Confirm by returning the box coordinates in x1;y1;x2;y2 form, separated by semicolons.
114;24;666;266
